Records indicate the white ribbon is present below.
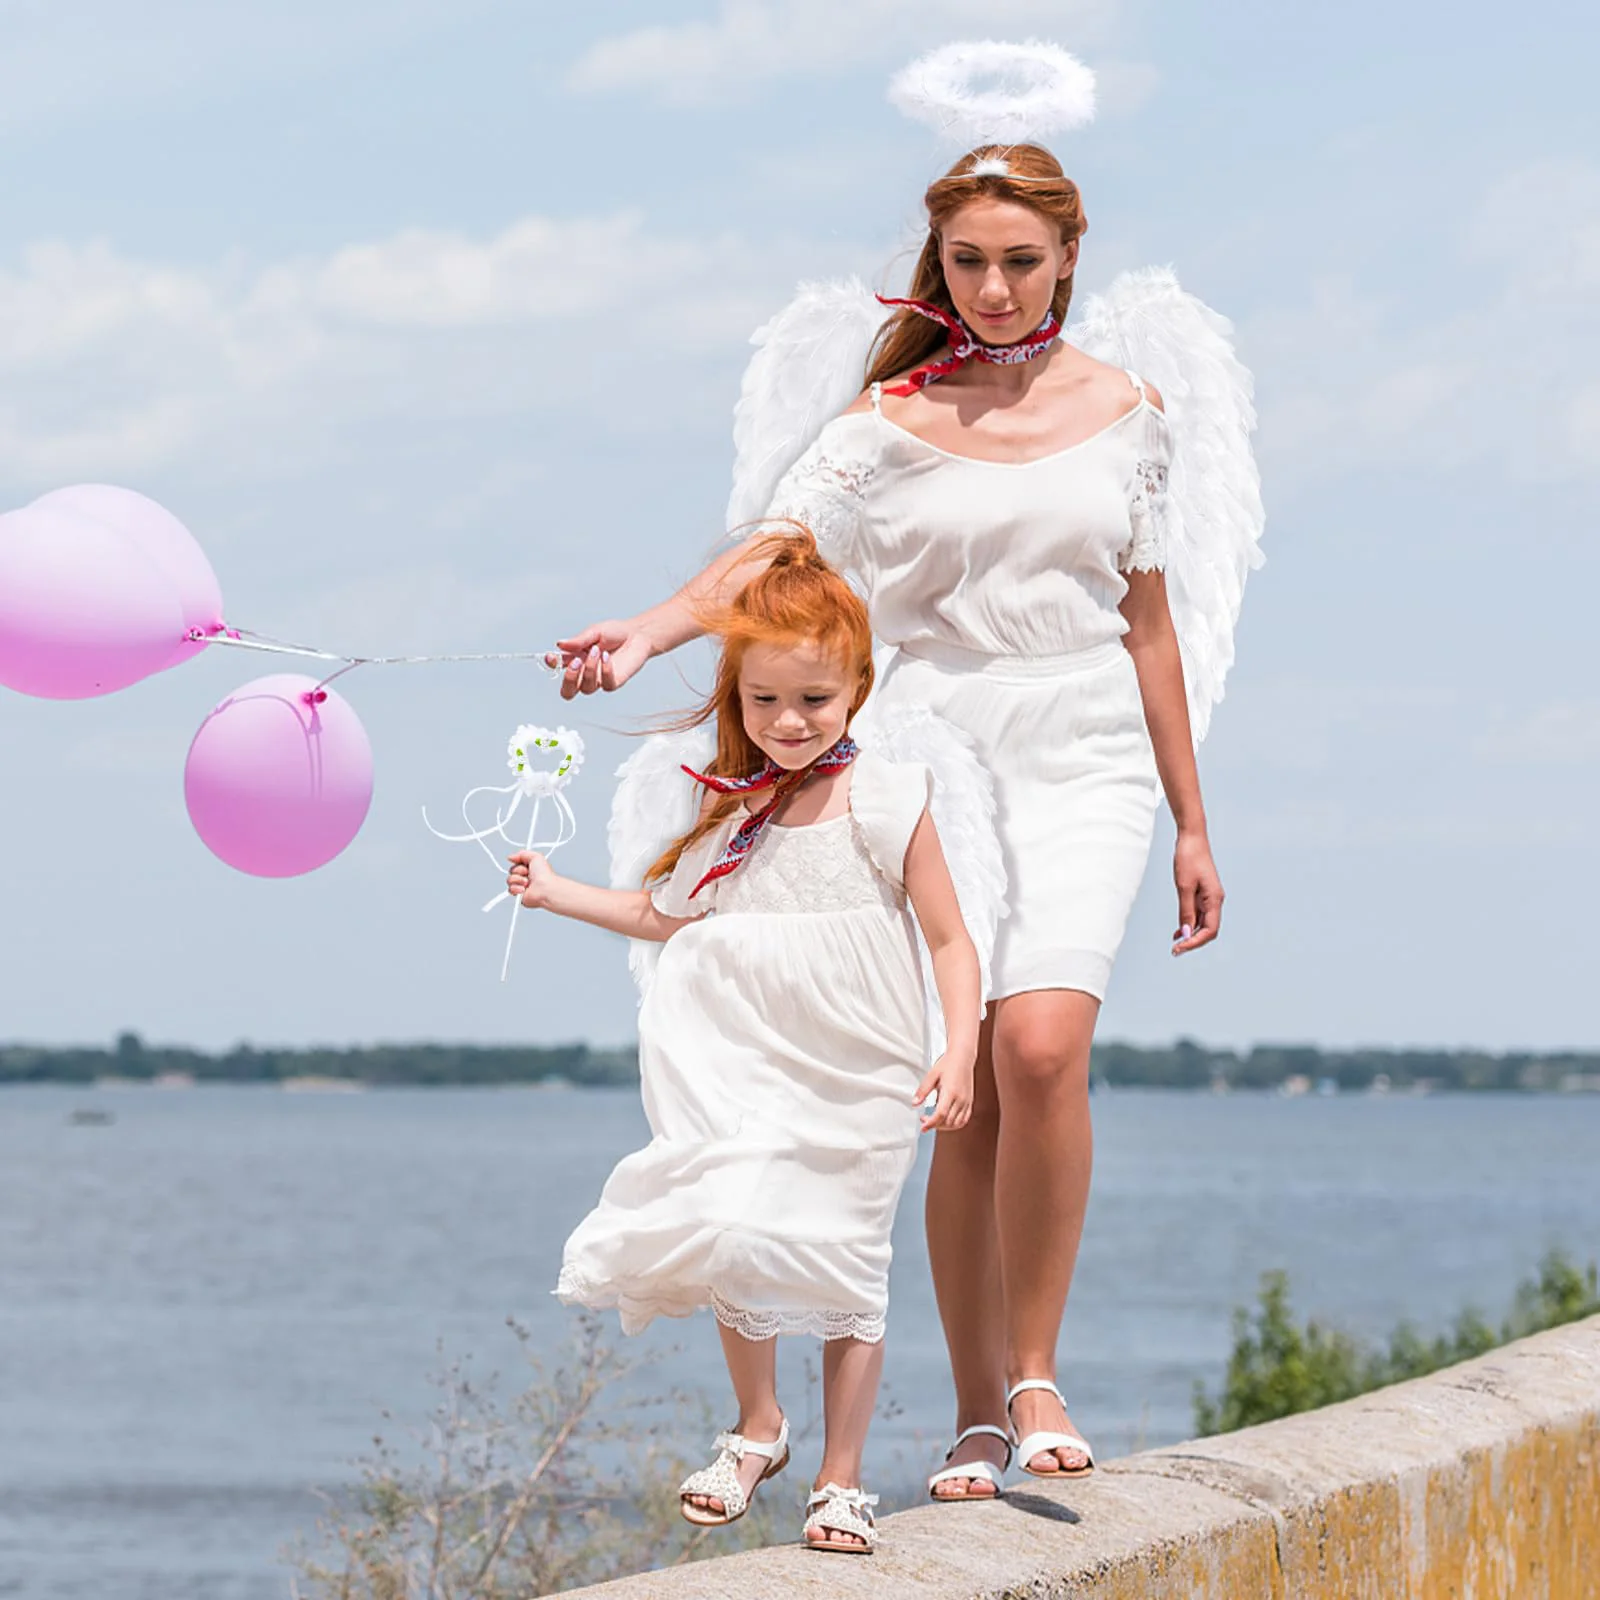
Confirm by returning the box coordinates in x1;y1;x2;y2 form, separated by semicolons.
424;725;584;982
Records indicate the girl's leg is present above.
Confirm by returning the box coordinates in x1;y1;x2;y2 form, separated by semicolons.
809;1335;886;1550
923;1012;1010;1495
684;1324;784;1518
991;987;1099;1472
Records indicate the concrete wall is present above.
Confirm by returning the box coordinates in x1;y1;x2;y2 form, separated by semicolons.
561;1312;1600;1599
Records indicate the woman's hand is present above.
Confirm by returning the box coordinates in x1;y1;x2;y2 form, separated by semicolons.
914;1052;975;1132
507;850;560;909
1172;831;1223;954
545;622;654;699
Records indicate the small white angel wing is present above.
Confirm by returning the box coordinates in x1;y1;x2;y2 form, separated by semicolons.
607;723;716;999
853;700;1008;1054
727;278;887;530
1069;266;1265;743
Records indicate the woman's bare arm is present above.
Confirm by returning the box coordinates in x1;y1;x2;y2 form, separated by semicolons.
1119;570;1224;952
549;543;775;698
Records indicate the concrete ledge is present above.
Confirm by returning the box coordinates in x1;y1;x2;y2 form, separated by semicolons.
562;1313;1600;1598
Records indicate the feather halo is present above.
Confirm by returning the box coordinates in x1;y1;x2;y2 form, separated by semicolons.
888;39;1097;148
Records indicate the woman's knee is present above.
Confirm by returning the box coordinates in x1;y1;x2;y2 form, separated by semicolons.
992;1021;1091;1110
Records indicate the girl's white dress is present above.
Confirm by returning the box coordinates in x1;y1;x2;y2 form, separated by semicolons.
763;373;1169;1002
556;749;932;1344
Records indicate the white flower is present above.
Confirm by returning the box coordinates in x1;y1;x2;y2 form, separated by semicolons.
505;723;584;789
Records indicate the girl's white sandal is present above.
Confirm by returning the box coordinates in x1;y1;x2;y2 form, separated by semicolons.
1006;1379;1096;1479
678;1417;790;1526
927;1422;1013;1501
803;1482;879;1554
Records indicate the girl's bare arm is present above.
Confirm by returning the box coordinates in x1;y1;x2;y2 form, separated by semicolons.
902;813;982;1129
507;852;700;943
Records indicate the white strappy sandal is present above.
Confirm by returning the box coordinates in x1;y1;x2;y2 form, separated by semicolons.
1006;1379;1096;1480
926;1423;1013;1501
803;1482;879;1554
677;1417;790;1526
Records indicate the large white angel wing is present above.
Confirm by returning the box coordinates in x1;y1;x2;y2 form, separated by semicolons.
607;723;716;999
852;698;1008;1054
1069;266;1265;743
727;278;887;529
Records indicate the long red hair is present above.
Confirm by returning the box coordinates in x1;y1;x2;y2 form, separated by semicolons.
866;143;1087;390
645;526;873;887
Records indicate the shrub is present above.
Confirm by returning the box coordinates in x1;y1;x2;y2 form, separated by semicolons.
1194;1249;1599;1436
289;1314;778;1599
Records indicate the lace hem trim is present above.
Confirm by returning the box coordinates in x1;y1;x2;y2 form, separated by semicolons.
1119;550;1166;574
556;1268;887;1344
711;1291;885;1345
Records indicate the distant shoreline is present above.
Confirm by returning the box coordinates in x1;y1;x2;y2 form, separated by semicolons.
5;1035;1600;1095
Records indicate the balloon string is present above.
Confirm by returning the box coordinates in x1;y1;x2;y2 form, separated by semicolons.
191;627;562;692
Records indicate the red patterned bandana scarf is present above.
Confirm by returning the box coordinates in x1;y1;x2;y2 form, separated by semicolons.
682;736;859;899
876;294;1061;396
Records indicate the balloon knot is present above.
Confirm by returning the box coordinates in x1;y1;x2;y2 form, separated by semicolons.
303;689;329;705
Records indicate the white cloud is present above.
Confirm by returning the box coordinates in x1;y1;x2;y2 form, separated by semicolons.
570;0;1124;106
0;0;495;133
1475;703;1600;767
0;213;848;486
1247;160;1600;482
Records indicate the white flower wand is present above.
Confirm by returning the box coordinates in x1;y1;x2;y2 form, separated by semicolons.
424;724;584;982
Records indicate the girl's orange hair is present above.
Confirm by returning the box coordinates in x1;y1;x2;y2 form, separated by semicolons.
645;526;873;888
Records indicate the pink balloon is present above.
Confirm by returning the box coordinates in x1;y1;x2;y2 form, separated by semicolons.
0;505;187;699
33;484;224;667
185;674;374;878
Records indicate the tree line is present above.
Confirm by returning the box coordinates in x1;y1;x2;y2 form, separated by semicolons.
3;1033;1598;1091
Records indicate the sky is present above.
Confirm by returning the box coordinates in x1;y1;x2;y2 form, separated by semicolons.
1;0;1595;1055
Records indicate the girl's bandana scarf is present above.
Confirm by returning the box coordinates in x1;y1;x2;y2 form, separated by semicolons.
682;736;859;899
875;294;1061;396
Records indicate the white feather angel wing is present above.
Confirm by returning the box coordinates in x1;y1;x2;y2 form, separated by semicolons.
606;722;716;999
727;278;887;529
1069;266;1265;743
852;698;1008;1054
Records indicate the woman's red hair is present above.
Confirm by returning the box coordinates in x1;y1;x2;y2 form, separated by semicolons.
866;143;1087;390
645;526;873;887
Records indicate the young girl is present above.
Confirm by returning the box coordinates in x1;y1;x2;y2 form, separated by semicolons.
506;530;981;1555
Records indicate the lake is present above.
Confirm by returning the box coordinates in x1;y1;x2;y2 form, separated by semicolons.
2;1084;1597;1598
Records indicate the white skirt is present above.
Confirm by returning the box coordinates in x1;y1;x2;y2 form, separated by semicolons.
877;638;1160;1002
556;815;927;1344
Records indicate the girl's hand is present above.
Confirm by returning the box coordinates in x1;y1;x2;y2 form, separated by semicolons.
507;851;559;909
913;1053;975;1132
1173;831;1224;954
544;623;653;699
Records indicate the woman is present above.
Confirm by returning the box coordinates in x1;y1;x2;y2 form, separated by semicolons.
551;143;1224;1499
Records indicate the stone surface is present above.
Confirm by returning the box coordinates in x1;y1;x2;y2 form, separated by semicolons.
560;1314;1600;1599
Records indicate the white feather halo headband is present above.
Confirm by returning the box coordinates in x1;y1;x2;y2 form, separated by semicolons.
888;39;1096;150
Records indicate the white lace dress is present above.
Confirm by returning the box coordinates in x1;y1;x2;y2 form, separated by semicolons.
556;750;931;1344
759;373;1169;1002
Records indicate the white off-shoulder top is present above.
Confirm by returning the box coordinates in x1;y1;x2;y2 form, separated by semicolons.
760;372;1173;659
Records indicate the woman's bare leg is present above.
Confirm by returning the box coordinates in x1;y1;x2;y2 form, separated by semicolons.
923;1012;1010;1495
991;988;1099;1471
684;1324;784;1518
808;1336;885;1549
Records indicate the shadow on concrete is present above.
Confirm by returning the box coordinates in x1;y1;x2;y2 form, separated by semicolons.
1001;1490;1082;1524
